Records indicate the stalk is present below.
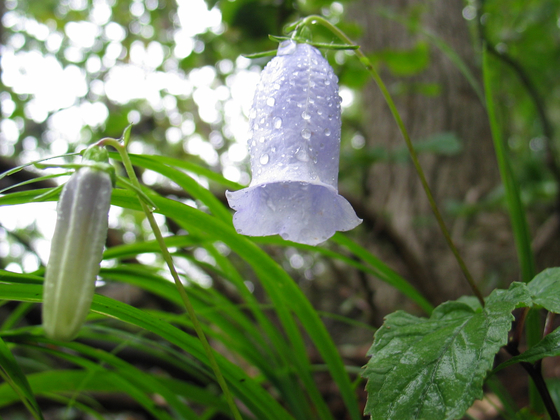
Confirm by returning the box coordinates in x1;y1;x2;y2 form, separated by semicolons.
99;136;242;420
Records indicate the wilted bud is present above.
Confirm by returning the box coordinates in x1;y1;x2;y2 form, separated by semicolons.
226;40;361;245
42;146;113;341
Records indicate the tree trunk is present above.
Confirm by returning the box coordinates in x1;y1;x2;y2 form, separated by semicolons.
348;0;516;314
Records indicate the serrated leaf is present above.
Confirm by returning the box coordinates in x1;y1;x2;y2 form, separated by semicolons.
363;285;530;420
495;325;560;372
526;268;560;312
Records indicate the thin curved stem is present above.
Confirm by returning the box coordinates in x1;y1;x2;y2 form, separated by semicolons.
98;137;243;420
296;16;485;307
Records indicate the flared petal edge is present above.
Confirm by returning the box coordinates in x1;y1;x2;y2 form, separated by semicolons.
226;181;362;246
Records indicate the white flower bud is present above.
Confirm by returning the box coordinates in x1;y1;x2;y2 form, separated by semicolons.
42;154;113;341
226;40;361;245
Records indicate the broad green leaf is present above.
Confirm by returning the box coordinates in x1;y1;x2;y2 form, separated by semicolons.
363;285;530;420
526;267;560;312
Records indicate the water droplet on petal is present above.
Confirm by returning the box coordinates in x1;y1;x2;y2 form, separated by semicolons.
301;111;311;120
281;232;290;240
266;199;276;211
324;128;331;136
273;117;283;129
295;148;310;162
267;97;276;107
260;154;269;165
325;80;330;86
301;128;311;140
249;109;257;118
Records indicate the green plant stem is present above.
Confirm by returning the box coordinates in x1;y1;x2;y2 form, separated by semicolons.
100;138;242;420
295;15;485;307
506;343;560;420
482;45;545;414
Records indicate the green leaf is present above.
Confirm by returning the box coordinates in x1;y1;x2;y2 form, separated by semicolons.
526;267;560;312
372;41;430;76
0;336;44;420
0;282;294;420
363;285;529;420
495;325;560;371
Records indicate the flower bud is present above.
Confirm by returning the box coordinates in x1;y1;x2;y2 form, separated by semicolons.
226;40;361;245
42;147;113;341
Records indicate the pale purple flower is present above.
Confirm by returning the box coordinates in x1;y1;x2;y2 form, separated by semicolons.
226;40;361;245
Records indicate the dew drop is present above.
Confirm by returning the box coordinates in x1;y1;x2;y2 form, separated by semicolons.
267;97;276;107
266;199;276;211
301;128;311;140
260;154;269;165
324;128;331;136
301;111;311;120
249;109;257;118
258;136;265;143
281;232;290;240
295;147;310;162
273;117;283;129
325;80;330;86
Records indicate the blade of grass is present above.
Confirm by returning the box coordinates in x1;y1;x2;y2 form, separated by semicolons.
0;282;295;420
482;44;541;412
0;336;44;420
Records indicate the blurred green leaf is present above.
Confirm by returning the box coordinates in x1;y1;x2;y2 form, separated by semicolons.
372;41;430;76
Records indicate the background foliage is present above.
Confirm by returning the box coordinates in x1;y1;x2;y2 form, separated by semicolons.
1;0;560;419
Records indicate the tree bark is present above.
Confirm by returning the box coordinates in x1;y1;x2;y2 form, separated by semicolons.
348;0;517;313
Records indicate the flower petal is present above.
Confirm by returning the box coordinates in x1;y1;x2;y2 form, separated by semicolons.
227;181;360;246
227;40;361;245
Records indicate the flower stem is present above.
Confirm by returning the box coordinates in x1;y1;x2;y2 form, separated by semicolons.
99;138;242;420
297;16;485;307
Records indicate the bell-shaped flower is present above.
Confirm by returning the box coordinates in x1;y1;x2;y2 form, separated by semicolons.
226;40;361;245
42;145;114;341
